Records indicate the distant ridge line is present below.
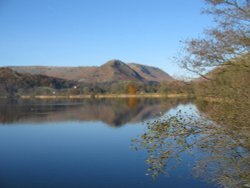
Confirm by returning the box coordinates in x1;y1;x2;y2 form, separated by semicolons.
9;60;174;83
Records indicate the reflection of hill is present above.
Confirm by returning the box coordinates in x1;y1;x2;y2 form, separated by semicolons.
0;98;190;127
195;100;250;128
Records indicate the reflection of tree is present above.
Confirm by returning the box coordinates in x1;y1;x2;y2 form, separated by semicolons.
127;98;139;108
131;109;250;188
127;84;137;95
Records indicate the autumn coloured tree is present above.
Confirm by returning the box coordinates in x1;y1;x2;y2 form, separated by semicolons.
127;84;137;95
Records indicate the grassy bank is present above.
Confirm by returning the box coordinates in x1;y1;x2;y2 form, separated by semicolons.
19;93;190;99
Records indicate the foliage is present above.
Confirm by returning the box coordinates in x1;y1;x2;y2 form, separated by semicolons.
159;80;194;95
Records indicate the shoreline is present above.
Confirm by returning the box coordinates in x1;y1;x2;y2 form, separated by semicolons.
18;93;190;99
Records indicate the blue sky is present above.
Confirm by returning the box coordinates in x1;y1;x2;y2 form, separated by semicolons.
0;0;213;77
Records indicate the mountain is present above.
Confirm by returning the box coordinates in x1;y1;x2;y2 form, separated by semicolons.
98;60;144;82
0;68;76;96
128;63;173;82
9;60;173;83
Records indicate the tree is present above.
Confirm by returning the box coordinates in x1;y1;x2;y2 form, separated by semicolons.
127;83;137;95
179;0;250;78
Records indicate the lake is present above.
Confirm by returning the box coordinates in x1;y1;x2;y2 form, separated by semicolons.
0;98;249;188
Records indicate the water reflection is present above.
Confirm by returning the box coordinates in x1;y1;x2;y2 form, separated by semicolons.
0;98;249;188
131;103;250;188
0;98;189;127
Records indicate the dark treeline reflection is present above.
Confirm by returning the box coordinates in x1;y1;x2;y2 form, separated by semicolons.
0;98;190;127
131;100;250;188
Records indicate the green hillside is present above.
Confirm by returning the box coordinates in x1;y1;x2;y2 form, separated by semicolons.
194;53;250;102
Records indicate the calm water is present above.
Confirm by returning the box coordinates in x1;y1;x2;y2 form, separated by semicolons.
0;98;248;188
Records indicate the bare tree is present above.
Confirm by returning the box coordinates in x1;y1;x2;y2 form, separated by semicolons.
179;0;250;78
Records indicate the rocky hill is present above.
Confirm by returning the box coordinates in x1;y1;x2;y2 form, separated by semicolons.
128;63;173;82
9;60;173;83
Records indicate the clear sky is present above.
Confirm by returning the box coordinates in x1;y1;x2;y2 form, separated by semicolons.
0;0;213;77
